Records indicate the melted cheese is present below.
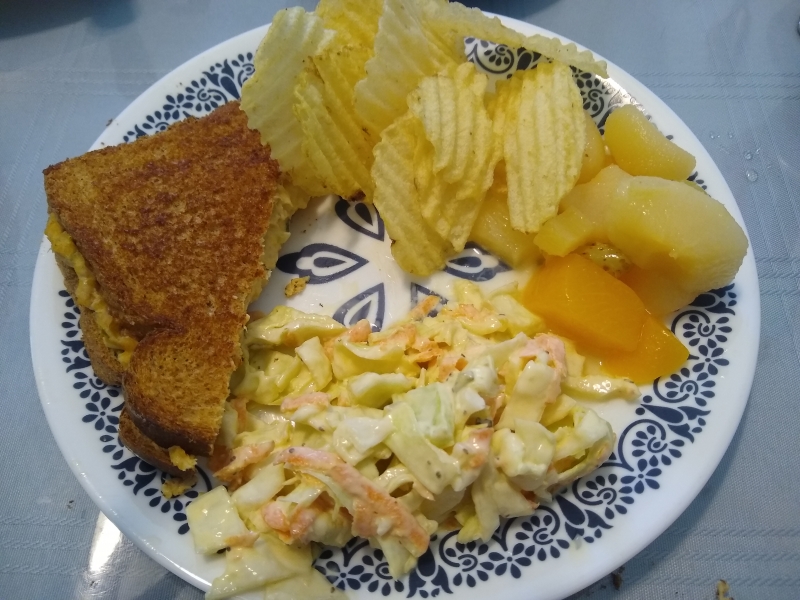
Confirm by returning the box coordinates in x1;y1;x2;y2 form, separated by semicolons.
45;214;138;365
168;445;197;471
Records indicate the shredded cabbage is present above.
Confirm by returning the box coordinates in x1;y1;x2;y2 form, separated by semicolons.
497;359;558;428
490;293;546;336
332;415;394;464
346;372;415;408
393;383;455;448
247;306;345;348
295;336;333;389
493;420;556;495
190;285;629;593
186;487;252;555
206;535;311;600
384;402;458;494
332;339;416;379
231;464;285;513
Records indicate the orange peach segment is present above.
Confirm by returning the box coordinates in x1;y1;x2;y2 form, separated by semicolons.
601;314;689;384
522;254;647;352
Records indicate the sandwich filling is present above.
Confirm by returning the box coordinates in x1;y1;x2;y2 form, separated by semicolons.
45;213;138;365
260;179;311;273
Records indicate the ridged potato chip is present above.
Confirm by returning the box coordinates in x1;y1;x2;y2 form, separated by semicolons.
409;62;497;250
468;164;542;269
501;64;585;233
315;0;382;49
242;0;606;271
486;79;511;168
520;34;607;78
354;0;459;139
372;113;453;276
295;44;376;199
421;0;608;77
501;62;586;233
241;7;332;194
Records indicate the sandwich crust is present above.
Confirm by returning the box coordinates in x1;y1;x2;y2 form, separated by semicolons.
118;408;192;477
44;101;279;458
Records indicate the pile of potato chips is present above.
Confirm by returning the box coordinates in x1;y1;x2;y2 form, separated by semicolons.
241;0;607;276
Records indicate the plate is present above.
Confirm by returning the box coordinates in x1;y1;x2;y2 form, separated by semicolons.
30;13;760;600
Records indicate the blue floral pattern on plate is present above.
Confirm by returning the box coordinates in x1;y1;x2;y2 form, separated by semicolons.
58;40;735;588
59;291;213;534
334;283;386;331
277;242;369;284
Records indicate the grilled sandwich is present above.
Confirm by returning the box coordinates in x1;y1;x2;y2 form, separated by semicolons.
44;101;307;476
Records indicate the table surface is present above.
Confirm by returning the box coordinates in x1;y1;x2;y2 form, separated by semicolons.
2;0;799;598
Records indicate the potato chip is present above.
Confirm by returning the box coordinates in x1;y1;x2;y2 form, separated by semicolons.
520;34;607;78
372;113;453;276
295;43;375;199
501;61;586;233
409;62;497;250
354;0;459;139
315;0;382;49
241;7;332;194
486;79;511;165
420;0;525;58
420;0;608;77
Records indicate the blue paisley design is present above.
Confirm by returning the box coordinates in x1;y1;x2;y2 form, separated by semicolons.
59;42;739;594
333;283;386;332
463;38;638;135
277;243;368;284
410;283;448;317
335;199;385;241
122;54;254;142
444;243;510;282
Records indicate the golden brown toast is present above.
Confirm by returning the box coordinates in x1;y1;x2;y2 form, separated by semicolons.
44;101;279;461
118;408;192;477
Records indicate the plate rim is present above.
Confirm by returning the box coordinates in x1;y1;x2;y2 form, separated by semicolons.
30;12;761;600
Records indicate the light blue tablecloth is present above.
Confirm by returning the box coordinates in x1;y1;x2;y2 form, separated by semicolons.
1;1;798;598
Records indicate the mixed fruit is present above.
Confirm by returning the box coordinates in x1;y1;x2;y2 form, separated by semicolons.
470;102;747;383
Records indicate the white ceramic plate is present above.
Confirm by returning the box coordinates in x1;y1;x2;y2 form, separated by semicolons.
30;14;760;600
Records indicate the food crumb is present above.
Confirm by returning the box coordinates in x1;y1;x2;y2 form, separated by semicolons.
162;473;196;499
67;499;75;509
611;566;624;590
285;276;310;297
716;580;733;600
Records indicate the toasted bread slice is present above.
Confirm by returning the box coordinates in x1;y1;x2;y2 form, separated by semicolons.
44;101;279;460
118;408;192;477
